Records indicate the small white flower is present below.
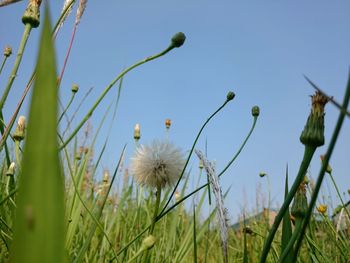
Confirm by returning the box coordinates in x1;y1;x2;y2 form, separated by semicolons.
130;140;185;188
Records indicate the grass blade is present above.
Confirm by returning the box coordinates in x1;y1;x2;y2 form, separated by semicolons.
280;166;293;263
11;8;65;263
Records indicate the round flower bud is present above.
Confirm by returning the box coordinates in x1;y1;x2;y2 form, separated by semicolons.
13;116;26;141
141;235;156;250
259;172;266;178
4;46;12;57
170;32;186;48
165;119;171;129
251;106;260;117
226;91;235;101
134;123;141;141
71;84;79;93
6;162;15;176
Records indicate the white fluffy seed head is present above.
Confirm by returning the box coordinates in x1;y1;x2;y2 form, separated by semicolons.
130;140;185;189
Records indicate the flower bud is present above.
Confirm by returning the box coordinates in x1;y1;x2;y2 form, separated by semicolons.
170;32;186;48
6;162;15;176
300;91;329;147
291;183;308;219
22;0;42;28
259;172;266;178
141;235;156;250
71;83;79;93
134;123;141;141
13;116;26;141
4;46;12;57
165;118;171;129
252;106;260;117
226;91;235;101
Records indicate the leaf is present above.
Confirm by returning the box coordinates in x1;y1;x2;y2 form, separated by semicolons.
11;8;65;263
280;165;293;263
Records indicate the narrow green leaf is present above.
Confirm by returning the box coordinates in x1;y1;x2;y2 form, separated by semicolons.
11;9;65;263
193;205;198;263
280;165;293;263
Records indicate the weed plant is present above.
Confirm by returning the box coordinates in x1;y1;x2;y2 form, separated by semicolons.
0;1;349;263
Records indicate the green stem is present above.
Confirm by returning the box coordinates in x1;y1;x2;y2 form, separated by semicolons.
292;71;350;262
114;107;257;262
58;92;75;124
328;172;350;220
278;218;302;263
59;45;175;150
15;140;21;168
143;186;161;263
0;57;8;76
0;0;76;153
159;98;233;216
259;145;316;263
0;24;32;111
159;116;257;219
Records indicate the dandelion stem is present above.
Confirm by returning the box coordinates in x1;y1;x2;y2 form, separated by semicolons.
59;45;176;150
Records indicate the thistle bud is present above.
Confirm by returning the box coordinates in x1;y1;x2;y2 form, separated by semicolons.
300;91;329;147
134;123;141;141
170;32;186;48
13;116;26;141
252;106;260;117
199;159;203;170
6;162;15;176
165;118;171;129
103;170;110;183
71;83;79;93
22;0;42;28
141;235;156;250
226;91;235;101
291;182;308;219
259;172;266;178
4;46;12;57
174;191;181;202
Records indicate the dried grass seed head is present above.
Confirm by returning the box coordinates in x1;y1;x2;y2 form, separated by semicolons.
131;140;185;188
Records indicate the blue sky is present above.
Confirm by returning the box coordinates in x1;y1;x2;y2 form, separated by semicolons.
1;1;350;221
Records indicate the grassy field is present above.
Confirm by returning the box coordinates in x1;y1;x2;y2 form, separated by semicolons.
0;1;349;262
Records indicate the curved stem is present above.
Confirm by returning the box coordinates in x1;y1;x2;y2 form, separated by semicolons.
59;45;175;150
58;92;75;124
259;145;316;263
113;111;258;262
159;99;231;216
0;24;32;110
57;24;77;87
143;186;161;263
159;116;257;219
0;57;8;77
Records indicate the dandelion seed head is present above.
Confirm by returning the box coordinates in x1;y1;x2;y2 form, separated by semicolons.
131;140;184;188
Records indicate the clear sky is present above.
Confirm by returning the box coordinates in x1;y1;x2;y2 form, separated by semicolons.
1;1;350;221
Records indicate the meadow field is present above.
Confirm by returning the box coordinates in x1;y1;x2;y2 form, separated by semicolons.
0;1;349;262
